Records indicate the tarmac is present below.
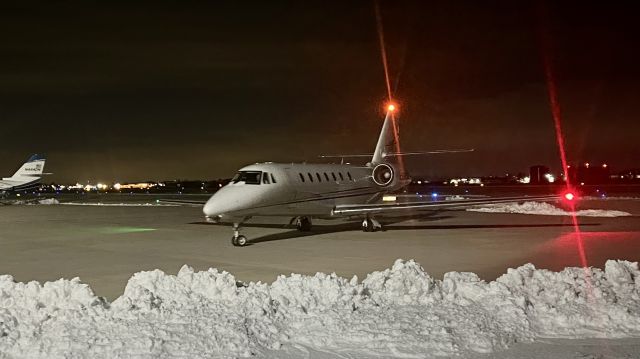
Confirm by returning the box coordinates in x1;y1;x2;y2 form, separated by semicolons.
1;195;639;300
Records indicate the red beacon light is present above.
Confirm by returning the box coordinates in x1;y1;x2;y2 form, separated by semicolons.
387;104;396;112
564;192;576;201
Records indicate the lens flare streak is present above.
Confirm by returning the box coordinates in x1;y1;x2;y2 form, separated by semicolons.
539;14;592;299
374;0;407;178
374;0;392;102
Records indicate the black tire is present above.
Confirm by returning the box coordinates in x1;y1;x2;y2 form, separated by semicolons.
296;217;312;232
231;236;239;246
236;235;248;246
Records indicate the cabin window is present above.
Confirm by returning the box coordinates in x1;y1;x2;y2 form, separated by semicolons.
324;173;330;181
299;173;305;182
308;173;314;182
347;172;353;181
316;173;322;182
262;173;270;184
339;172;344;181
271;173;277;183
331;172;337;181
231;171;261;185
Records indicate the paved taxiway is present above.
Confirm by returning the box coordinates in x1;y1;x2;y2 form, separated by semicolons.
1;196;639;300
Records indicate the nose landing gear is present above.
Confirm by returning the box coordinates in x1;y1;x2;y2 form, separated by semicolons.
231;217;251;247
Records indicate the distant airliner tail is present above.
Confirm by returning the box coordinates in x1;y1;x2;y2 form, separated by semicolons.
11;154;46;178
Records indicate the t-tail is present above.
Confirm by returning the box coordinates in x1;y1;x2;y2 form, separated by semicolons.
371;109;399;165
11;154;46;178
1;154;47;191
368;107;410;189
320;107;473;163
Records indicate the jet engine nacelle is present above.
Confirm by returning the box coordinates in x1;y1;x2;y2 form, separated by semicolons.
372;163;395;187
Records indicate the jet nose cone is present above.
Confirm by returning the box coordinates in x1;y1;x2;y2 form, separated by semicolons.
203;195;223;217
203;187;238;217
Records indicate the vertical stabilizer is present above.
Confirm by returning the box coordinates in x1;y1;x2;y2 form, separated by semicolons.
11;154;46;179
371;111;398;164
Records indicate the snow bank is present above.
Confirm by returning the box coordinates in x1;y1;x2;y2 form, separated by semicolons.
4;198;60;206
35;198;60;205
468;201;632;217
1;260;640;358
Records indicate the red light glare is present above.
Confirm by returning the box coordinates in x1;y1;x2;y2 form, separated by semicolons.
387;104;396;112
564;192;575;201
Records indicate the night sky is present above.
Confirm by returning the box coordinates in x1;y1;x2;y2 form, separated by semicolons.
1;1;638;183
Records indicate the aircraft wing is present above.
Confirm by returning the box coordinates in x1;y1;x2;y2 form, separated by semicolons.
332;195;564;216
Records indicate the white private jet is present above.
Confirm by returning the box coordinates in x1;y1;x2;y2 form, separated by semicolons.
172;105;574;246
0;155;47;195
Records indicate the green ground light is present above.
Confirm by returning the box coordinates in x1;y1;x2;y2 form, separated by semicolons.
99;226;157;234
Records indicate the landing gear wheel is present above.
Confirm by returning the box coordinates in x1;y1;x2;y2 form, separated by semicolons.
362;218;373;232
362;218;382;232
296;217;312;232
232;235;248;247
236;235;247;246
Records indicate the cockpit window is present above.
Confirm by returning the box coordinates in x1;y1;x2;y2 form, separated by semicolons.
231;171;262;184
262;172;270;184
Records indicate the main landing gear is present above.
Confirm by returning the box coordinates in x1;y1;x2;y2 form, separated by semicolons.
231;217;251;247
294;216;312;232
362;216;382;232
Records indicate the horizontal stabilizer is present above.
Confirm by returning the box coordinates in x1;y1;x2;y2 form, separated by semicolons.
318;154;373;158
319;149;474;159
385;149;474;156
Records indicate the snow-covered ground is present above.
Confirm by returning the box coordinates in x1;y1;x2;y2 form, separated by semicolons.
1;260;639;358
583;196;640;201
468;201;632;217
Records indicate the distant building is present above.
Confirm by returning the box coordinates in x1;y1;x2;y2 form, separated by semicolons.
529;165;554;184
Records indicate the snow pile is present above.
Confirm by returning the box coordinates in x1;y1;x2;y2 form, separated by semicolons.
1;260;640;358
4;198;60;206
468;201;632;217
445;195;467;200
35;198;60;205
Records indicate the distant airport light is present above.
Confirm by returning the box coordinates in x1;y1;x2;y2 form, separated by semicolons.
602;163;608;168
544;173;556;183
382;195;397;202
431;192;438;199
